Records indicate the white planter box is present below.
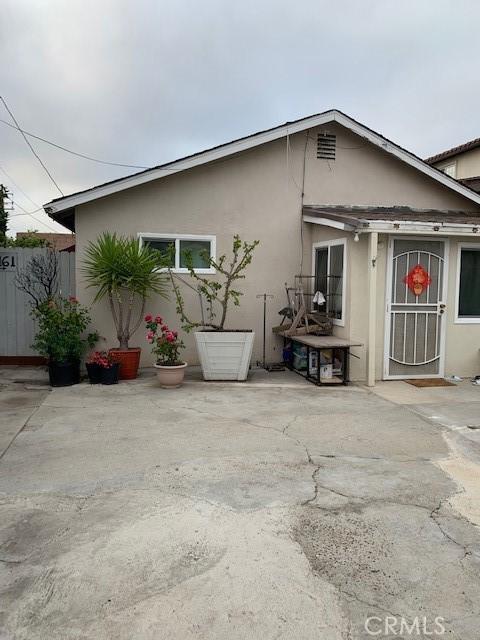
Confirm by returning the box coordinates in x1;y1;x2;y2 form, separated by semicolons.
194;331;255;381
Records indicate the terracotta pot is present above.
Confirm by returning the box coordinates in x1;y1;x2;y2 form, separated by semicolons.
108;348;141;380
154;362;187;389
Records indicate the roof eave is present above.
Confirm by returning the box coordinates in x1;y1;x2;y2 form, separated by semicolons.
303;213;480;237
43;109;480;215
47;207;75;232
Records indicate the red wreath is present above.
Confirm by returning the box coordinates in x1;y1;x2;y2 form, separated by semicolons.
404;264;432;296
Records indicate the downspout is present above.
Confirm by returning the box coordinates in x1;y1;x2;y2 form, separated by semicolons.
367;232;378;387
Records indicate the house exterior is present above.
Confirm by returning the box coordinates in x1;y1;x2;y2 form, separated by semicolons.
44;110;480;384
426;138;480;193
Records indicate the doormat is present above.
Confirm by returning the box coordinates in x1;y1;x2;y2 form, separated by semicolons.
405;378;456;388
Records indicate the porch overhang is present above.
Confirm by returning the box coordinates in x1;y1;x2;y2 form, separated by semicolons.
303;205;480;237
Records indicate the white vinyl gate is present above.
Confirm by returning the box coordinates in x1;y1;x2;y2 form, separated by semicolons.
384;237;448;379
0;248;75;357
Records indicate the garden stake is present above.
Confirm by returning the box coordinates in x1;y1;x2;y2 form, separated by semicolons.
256;293;274;369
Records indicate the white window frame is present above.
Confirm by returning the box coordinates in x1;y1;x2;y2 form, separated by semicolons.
439;161;457;178
455;242;480;324
138;233;216;274
311;238;347;327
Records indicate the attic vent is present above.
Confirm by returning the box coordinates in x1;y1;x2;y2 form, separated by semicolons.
317;133;336;160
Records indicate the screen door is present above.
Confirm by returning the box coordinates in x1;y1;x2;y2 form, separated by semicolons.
385;238;447;379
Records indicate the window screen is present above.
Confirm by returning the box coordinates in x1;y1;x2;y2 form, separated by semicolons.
141;235;214;271
315;248;328;311
458;248;480;317
179;240;211;269
329;244;344;319
314;242;345;321
144;238;175;267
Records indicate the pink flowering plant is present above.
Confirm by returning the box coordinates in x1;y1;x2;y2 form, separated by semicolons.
86;351;116;369
145;314;185;366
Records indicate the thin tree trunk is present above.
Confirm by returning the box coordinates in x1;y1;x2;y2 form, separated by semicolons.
130;297;146;337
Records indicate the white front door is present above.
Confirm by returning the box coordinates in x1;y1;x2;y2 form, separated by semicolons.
384;237;448;379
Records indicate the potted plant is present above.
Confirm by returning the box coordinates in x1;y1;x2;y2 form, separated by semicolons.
145;314;186;388
85;351;104;384
32;297;98;387
82;233;168;380
86;351;120;385
168;235;259;381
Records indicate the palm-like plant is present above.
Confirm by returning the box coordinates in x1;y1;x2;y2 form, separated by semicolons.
83;233;168;349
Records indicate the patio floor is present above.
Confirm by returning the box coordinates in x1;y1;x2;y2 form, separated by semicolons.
1;366;479;639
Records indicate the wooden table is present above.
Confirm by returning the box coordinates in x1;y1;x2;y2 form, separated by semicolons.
279;333;363;386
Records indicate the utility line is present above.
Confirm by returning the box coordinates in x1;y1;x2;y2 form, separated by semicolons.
9;207;44;217
11;200;61;233
0;161;61;232
1;96;64;196
0;115;149;170
0;162;41;209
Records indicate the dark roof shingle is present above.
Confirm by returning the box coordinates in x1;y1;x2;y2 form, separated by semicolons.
426;138;480;165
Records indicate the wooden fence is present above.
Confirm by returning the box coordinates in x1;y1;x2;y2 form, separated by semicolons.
0;248;75;360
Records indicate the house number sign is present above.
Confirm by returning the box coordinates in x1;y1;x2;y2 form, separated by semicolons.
403;264;431;296
0;253;17;271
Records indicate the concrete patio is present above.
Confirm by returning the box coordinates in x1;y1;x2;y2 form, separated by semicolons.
0;366;479;639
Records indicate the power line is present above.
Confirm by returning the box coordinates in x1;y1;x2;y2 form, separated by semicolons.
9;207;44;217
0;162;62;232
0;162;41;209
0;96;64;196
11;200;61;233
0;116;149;170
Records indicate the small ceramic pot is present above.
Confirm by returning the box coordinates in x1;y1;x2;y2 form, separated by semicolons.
154;362;187;389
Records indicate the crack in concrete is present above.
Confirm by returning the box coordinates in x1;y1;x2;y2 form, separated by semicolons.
178;403;480;562
337;587;405;620
0;396;47;462
429;495;473;560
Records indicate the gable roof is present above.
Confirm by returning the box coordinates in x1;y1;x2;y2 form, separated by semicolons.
425;137;480;165
44;109;480;225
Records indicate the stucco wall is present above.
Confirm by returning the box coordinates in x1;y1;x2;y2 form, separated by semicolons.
444;238;480;376
74;122;480;376
76;136;310;367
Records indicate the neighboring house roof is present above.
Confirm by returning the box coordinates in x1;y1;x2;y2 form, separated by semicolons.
44;109;480;230
15;232;75;251
458;176;480;194
303;204;480;231
425;137;480;165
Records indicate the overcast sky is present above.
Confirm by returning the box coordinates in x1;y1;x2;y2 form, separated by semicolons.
1;0;479;234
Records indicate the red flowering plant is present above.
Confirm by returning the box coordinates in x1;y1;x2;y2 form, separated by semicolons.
86;351;116;369
145;314;185;366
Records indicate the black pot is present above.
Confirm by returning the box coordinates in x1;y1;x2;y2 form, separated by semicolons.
48;360;80;387
86;362;103;384
101;363;120;385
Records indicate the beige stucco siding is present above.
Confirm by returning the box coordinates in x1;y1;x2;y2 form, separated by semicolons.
445;238;480;376
75;122;480;376
301;123;479;210
76;137;310;366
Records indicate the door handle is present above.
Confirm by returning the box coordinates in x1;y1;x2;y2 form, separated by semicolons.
439;304;446;309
